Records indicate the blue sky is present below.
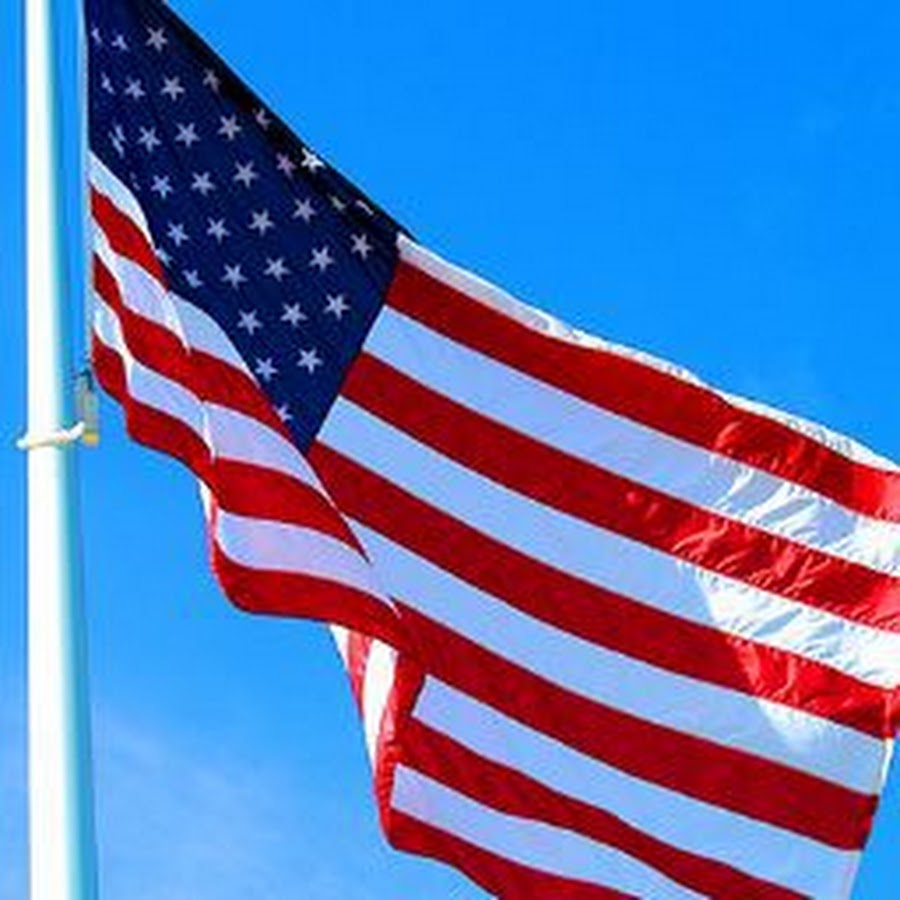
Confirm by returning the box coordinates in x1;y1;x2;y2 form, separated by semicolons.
2;0;899;896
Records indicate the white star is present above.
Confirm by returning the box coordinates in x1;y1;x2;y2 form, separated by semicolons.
218;115;242;141
90;26;102;46
207;218;230;242
276;404;292;423
324;293;350;319
138;127;161;153
150;175;173;199
276;154;297;178
175;122;200;148
112;33;129;51
161;76;185;101
281;303;307;327
350;233;373;260
155;246;172;266
124;78;145;100
166;223;189;247
233;161;259;188
356;199;375;216
238;310;262;334
203;69;221;92
101;73;115;95
264;257;290;281
330;195;348;212
191;172;216;196
309;246;334;273
297;348;323;374
301;148;325;172
292;198;316;223
249;209;275;235
254;358;277;382
255;108;272;130
183;269;204;289
223;264;248;290
146;26;168;52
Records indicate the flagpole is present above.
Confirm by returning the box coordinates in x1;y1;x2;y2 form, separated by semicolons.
24;0;99;897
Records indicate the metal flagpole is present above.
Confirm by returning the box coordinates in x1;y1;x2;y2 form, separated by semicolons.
22;0;99;897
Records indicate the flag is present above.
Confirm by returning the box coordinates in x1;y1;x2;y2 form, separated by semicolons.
85;0;900;896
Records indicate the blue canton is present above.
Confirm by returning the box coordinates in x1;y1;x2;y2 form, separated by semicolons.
87;0;402;450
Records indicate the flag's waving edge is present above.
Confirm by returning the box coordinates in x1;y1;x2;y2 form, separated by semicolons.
86;0;900;897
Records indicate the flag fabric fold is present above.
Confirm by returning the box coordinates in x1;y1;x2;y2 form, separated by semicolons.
86;1;899;896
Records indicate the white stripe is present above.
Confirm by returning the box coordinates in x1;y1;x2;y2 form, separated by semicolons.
391;767;705;900
321;399;900;689
367;305;900;577
331;627;398;766
202;404;321;490
90;151;149;231
94;230;252;375
330;625;350;666
351;520;884;793
399;235;899;473
96;301;381;604
96;297;395;710
213;510;386;602
411;679;860;899
94;301;206;437
93;296;125;356
90;165;252;379
362;641;397;763
172;293;252;374
94;279;318;492
97;309;387;605
94;231;190;343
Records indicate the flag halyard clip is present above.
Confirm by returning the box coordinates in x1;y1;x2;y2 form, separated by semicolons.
17;421;88;452
17;370;100;451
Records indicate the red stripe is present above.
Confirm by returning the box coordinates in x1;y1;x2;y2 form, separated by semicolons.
92;188;162;279
388;259;900;523
91;175;889;895
404;719;806;900
346;633;373;711
93;254;286;434
92;333;127;405
373;652;425;831
210;459;360;547
310;444;890;738
95;279;358;547
94;320;402;646
95;255;367;551
210;540;403;647
93;339;213;480
891;688;900;732
389;811;635;900
343;353;900;633
398;605;877;850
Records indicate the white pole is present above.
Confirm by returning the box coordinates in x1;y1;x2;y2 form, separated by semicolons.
25;0;99;897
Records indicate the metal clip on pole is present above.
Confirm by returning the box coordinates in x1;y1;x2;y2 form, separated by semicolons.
75;369;99;446
17;369;100;451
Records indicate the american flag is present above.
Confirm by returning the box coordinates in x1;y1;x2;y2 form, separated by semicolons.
86;0;900;896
